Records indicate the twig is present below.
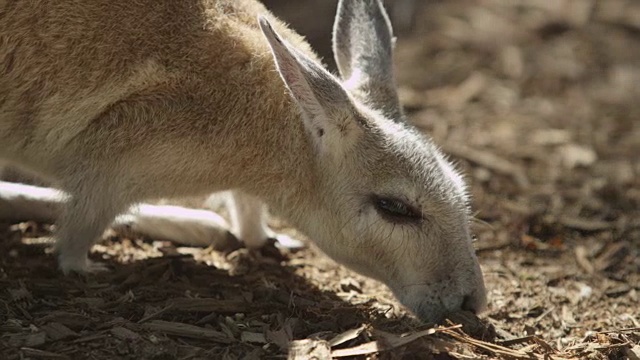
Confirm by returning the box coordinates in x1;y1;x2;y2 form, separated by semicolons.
330;325;461;358
534;306;556;323
442;327;558;360
476;241;512;253
595;327;640;334
496;335;537;346
137;304;174;324
559;216;613;232
443;144;530;188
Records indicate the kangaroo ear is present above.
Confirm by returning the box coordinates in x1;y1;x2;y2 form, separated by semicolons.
332;0;403;121
259;16;360;154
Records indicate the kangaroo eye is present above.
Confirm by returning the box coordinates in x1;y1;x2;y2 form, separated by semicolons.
372;196;423;223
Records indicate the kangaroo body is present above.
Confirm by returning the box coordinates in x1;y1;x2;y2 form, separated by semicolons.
1;0;309;200
0;0;487;323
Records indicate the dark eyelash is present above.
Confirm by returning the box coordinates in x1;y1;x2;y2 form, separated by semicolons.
371;195;423;224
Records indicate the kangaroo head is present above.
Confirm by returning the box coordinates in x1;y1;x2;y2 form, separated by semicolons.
258;0;486;324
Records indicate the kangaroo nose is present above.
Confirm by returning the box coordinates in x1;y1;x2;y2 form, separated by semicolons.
460;286;487;314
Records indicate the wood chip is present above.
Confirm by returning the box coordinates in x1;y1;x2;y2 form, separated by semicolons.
266;320;295;351
328;324;367;347
626;345;640;360
240;331;267;344
41;322;78;341
137;304;173;324
594;242;629;271
70;333;109;344
330;340;383;358
72;297;105;308
8;284;31;302
288;339;331;360
170;297;251;313
143;320;232;343
7;332;47;348
20;347;69;359
38;311;92;330
574;245;595;274
110;326;141;341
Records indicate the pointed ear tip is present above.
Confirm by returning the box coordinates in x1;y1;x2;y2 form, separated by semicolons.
257;15;271;31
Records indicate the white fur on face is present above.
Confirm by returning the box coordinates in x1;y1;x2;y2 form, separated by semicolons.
297;103;487;324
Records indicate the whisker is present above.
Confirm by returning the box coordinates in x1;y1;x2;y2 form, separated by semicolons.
470;216;493;230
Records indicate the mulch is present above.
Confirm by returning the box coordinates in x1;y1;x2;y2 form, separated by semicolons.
2;0;639;359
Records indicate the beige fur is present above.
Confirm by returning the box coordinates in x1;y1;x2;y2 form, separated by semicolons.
0;0;486;324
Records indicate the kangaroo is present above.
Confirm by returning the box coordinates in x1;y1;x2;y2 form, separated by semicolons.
0;0;487;323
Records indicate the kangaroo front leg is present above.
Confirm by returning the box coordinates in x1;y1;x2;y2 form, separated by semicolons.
226;191;304;249
226;191;271;249
54;183;127;274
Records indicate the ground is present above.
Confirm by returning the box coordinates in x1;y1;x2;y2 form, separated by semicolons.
1;1;639;359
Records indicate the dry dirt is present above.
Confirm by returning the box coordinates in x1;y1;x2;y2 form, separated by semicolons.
1;1;639;359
